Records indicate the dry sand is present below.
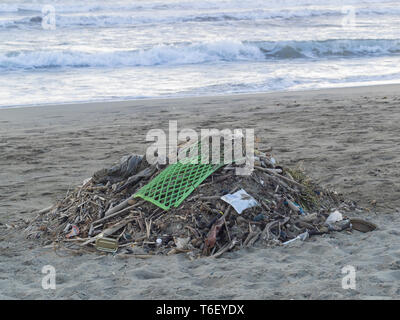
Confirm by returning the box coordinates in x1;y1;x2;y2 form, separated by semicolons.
1;84;400;299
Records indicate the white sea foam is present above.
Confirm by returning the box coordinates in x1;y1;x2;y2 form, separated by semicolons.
0;0;397;14
3;5;400;30
2;39;400;70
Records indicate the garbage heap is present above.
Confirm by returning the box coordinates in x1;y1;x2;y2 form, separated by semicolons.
25;139;362;259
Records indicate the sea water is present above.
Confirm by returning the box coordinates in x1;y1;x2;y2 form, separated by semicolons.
1;0;400;108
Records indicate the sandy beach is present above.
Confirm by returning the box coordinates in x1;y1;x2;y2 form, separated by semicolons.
1;85;400;299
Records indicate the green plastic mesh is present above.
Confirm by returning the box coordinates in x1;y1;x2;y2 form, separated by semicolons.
134;141;223;210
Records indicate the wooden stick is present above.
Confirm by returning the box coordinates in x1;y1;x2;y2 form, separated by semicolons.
212;239;237;258
198;174;232;188
185;225;201;238
104;196;134;217
167;248;191;255
104;196;144;217
261;217;290;240
224;217;231;242
102;217;135;237
243;230;258;247
247;231;261;247
199;195;222;201
261;200;271;211
145;218;152;239
254;166;304;189
116;254;153;259
92;204;140;226
36;205;54;215
261;220;279;240
81;217;134;246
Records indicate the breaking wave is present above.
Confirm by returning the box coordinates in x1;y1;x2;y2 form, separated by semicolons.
2;39;400;70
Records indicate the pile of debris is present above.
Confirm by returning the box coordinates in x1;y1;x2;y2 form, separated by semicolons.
25;140;367;259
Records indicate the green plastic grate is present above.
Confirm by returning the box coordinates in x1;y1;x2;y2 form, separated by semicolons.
134;141;223;210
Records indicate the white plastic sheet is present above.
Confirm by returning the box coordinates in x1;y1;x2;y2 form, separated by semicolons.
325;210;343;225
221;189;258;214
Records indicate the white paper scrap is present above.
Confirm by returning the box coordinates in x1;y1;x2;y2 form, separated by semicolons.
221;189;258;214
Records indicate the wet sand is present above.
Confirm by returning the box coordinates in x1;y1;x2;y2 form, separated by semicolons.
1;84;400;299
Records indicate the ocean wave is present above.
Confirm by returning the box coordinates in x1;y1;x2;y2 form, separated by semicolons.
1;39;400;70
3;4;400;29
0;41;264;69
0;0;398;14
0;9;338;29
258;39;400;58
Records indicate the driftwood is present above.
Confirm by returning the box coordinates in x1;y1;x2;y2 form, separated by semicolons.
37;205;54;215
254;166;304;189
212;239;238;258
243;225;261;247
81;217;135;246
116;254;153;259
94;203;141;225
262;217;290;240
197;174;232;188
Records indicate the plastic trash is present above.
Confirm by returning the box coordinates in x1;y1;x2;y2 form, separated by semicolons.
221;189;258;214
204;218;225;253
66;225;79;238
283;231;309;245
253;213;265;222
174;237;190;250
325;210;343;225
286;199;305;215
95;236;118;253
93;154;143;184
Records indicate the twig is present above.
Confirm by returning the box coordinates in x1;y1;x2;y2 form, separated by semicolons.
211;239;237;258
116;254;153;259
145;218;152;239
92;204;140;226
198;174;232;188
81;217;134;246
254;166;304;189
261;200;271;211
36;205;54;215
224;217;231;242
243;224;261;247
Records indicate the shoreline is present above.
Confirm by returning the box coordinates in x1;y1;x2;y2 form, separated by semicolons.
2;82;400;112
